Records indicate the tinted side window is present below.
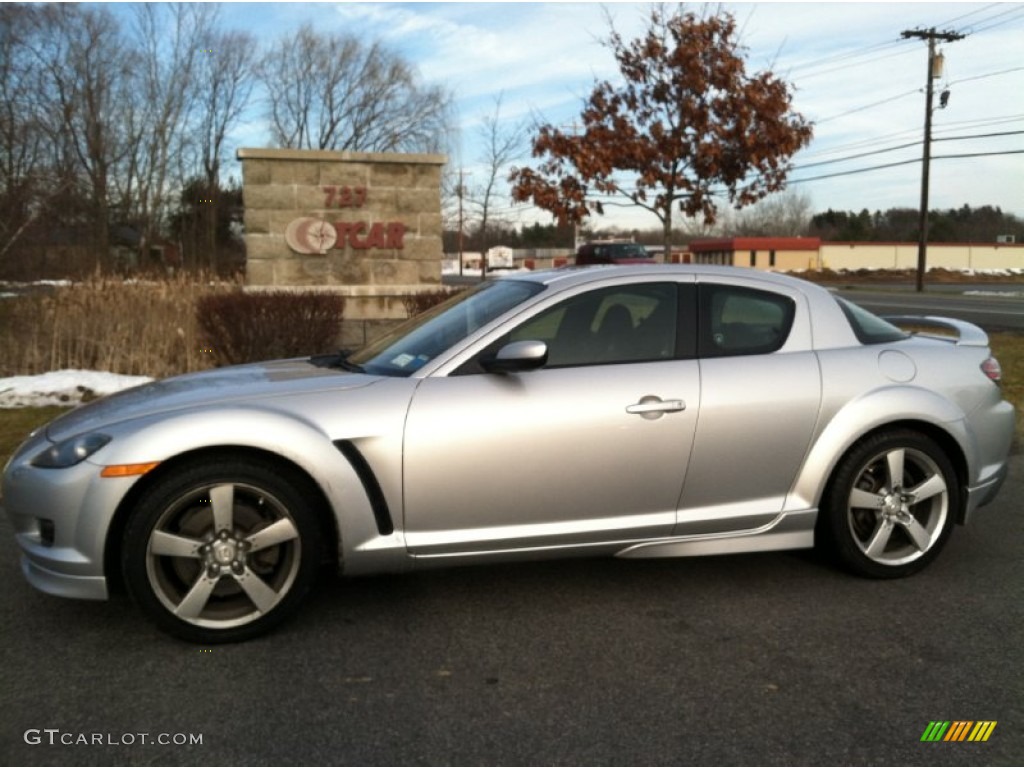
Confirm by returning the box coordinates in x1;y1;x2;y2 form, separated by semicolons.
834;296;908;344
507;283;678;367
699;285;795;357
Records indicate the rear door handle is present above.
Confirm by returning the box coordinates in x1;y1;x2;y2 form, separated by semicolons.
626;397;686;419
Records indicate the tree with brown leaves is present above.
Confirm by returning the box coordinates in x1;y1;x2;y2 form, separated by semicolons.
510;6;813;252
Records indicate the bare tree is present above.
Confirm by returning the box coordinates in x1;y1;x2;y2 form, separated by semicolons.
723;189;814;236
33;4;136;270
124;3;218;258
468;93;527;264
0;4;47;259
195;30;256;190
190;28;256;269
259;24;452;152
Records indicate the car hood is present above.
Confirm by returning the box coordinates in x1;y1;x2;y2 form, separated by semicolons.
45;358;382;442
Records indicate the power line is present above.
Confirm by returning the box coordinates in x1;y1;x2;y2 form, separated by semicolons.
788;157;922;184
798;114;1024;161
933;3;1001;28
958;6;1024;34
793;140;922;170
795;130;1024;171
813;88;920;124
777;4;1022;85
933;149;1024;160
934;114;1024;132
786;148;1024;185
933;129;1024;143
810;65;1024;127
947;65;1024;86
777;3;1022;84
784;38;910;76
794;45;919;82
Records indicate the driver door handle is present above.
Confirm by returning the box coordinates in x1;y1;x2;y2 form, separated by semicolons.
626;397;686;419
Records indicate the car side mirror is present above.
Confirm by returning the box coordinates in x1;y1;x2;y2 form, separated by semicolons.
481;340;548;374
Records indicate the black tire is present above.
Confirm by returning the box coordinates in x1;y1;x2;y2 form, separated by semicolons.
818;430;959;579
122;458;323;643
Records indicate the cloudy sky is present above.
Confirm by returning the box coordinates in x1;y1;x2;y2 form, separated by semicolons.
210;1;1024;230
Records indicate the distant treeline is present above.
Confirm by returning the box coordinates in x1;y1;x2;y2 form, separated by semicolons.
446;204;1024;252
806;205;1023;244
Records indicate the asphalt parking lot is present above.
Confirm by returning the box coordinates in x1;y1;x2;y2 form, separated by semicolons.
1;455;1021;767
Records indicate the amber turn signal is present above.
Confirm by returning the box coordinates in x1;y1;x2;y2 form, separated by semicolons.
100;462;160;478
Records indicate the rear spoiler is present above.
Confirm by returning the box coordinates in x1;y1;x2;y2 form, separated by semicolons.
882;315;989;347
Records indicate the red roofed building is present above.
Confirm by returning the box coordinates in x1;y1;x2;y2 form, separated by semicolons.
688;237;822;271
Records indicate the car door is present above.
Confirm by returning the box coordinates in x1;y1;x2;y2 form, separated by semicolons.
402;279;700;555
674;280;822;535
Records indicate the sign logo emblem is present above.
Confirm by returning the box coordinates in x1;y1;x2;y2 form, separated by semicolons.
920;721;997;742
285;217;337;255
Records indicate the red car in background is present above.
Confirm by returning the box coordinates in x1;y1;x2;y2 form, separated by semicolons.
575;241;655;265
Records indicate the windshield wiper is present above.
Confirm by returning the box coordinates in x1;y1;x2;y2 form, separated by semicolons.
308;350;365;371
334;357;365;372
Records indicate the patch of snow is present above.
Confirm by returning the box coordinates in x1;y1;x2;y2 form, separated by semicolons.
0;370;152;409
963;290;1024;298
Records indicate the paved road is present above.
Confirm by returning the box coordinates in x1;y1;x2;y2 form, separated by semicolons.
2;455;1021;766
836;288;1024;332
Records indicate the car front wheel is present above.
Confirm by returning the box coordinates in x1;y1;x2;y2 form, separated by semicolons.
123;458;323;643
819;430;959;579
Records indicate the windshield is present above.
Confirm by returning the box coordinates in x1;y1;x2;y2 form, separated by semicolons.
834;296;909;344
347;279;545;376
611;243;650;258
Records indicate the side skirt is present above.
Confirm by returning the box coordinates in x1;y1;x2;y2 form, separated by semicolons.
401;509;817;569
615;509;816;559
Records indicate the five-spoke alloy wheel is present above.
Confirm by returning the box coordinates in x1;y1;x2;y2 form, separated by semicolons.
819;430;960;578
123;459;323;643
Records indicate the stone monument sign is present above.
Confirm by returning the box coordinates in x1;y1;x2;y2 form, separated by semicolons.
237;148;446;346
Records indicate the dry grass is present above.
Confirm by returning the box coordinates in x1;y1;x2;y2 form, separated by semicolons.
196;291;346;366
0;274;238;378
990;332;1024;442
0;407;70;471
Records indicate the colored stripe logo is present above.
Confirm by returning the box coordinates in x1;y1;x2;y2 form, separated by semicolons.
921;721;997;742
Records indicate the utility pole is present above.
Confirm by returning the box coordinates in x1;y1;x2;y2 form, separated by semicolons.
456;168;470;277
901;27;965;292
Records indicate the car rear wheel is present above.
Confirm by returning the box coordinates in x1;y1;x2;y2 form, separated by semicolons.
123;458;322;643
819;430;959;578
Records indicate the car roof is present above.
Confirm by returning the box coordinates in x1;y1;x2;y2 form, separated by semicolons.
498;264;827;296
493;264;858;350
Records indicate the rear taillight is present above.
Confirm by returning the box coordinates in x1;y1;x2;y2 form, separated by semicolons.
981;356;1002;384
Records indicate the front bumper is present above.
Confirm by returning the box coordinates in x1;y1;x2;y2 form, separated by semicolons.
17;550;109;600
3;440;140;601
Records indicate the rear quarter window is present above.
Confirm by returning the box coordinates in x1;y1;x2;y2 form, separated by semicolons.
834;296;909;344
699;285;795;357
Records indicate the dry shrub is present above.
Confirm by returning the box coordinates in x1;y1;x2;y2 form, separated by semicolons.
0;273;236;378
196;291;345;366
402;287;462;318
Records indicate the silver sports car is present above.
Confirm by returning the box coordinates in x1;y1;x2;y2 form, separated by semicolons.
2;266;1015;643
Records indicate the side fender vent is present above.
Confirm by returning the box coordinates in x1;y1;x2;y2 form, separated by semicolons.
334;440;395;536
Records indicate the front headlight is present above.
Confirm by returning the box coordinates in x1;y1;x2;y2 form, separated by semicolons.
31;433;112;468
